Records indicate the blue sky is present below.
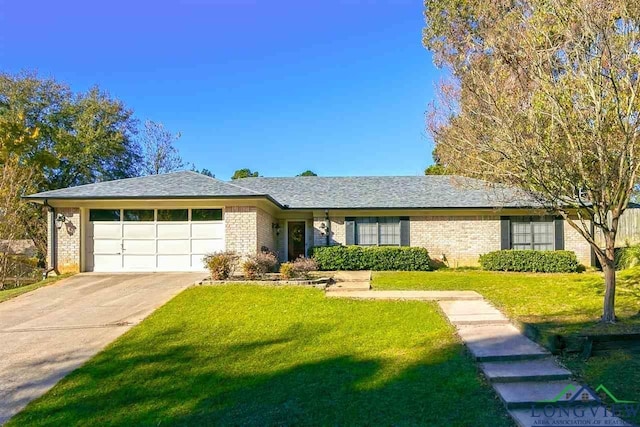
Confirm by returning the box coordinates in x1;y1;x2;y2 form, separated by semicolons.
0;0;443;180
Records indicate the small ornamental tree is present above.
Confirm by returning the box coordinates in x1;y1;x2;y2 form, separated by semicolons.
424;0;640;322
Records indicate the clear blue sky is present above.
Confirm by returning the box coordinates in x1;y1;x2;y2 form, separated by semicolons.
0;0;442;180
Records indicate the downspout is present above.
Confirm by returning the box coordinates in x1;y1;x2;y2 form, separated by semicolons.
43;199;57;278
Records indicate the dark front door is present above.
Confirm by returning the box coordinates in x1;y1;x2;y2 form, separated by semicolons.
287;221;306;261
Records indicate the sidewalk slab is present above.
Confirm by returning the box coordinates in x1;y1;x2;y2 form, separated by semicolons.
439;300;503;316
480;358;571;382
457;324;550;361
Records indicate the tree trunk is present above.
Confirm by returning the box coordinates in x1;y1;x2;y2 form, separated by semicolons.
601;236;617;323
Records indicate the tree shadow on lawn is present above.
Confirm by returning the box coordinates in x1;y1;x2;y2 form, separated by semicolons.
9;327;512;427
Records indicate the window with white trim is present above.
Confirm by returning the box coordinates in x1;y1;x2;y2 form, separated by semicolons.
511;217;554;251
355;217;400;246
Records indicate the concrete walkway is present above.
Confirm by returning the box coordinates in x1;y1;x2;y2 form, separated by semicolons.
0;272;201;425
328;290;631;427
325;270;371;291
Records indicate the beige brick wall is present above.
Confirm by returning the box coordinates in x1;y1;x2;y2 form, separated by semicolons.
50;207;81;273
256;208;276;253
564;220;592;266
313;216;345;246
224;206;258;257
410;216;501;267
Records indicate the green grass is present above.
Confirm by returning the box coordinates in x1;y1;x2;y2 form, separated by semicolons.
373;269;640;418
0;274;73;304
9;285;512;426
373;269;640;339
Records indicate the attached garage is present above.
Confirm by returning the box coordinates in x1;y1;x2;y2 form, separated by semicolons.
86;208;225;272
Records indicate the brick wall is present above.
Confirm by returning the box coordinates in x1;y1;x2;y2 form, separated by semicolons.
313;216;345;246
564;220;592;266
256;208;276;253
51;207;81;273
224;206;258;257
410;216;501;267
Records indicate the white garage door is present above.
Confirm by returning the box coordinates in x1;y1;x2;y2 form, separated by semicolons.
86;208;225;272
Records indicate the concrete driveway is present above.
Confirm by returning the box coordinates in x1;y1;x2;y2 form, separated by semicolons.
0;272;202;424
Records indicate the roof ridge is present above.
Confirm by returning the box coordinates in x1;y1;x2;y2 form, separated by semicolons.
215;178;264;195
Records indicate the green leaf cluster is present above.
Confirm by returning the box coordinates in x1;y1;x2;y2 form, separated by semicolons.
312;246;431;271
479;250;580;273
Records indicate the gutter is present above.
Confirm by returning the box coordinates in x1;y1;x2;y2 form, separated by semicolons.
42;199;58;278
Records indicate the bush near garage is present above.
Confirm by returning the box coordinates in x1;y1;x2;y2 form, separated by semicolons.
479;250;580;273
312;246;431;271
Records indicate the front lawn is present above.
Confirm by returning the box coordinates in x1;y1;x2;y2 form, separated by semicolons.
373;269;640;417
9;285;512;426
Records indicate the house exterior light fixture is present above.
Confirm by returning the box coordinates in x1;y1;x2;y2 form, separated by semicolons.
55;213;67;230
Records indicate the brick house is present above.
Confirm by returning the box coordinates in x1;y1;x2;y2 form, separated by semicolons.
24;171;592;273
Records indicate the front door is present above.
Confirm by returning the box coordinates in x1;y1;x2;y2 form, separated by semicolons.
287;221;306;261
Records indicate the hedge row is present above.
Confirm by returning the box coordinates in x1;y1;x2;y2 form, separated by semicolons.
312;246;430;271
479;250;579;273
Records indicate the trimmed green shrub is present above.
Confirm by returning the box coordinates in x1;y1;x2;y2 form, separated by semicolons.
312;246;430;271
479;250;579;273
616;244;640;269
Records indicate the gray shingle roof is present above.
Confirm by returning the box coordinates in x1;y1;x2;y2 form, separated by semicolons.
235;176;540;209
24;171;264;200
26;172;541;209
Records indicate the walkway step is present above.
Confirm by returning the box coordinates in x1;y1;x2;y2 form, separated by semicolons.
325;290;483;301
447;313;511;325
480;358;572;383
509;407;633;427
456;324;550;361
493;381;596;409
326;282;371;292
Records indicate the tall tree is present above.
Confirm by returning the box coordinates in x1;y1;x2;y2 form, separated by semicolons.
231;168;259;180
139;120;184;175
297;170;317;176
0;71;142;255
424;150;448;175
424;0;640;322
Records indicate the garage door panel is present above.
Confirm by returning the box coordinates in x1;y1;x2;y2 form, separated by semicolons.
158;255;190;270
191;239;224;254
93;254;122;271
157;223;190;238
89;210;225;272
123;255;156;270
191;223;224;239
123;239;156;254
191;254;207;269
93;223;122;239
157;239;190;254
123;224;155;239
93;239;121;254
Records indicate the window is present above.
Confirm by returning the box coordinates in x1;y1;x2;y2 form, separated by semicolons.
511;217;554;251
123;209;154;221
355;217;401;246
191;209;223;221
157;209;188;221
89;209;120;222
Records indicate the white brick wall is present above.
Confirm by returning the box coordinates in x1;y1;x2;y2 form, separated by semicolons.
564;220;592;266
224;206;258;257
49;207;81;273
313;216;345;247
411;216;501;267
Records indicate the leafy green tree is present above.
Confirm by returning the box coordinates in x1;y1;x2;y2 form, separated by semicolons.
424;0;640;322
231;168;259;180
297;170;317;176
198;168;215;178
0;71;141;256
424;150;448;175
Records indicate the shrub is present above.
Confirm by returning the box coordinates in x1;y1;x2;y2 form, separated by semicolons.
292;256;318;278
254;251;278;273
312;246;431;271
242;259;260;280
479;250;579;273
279;262;295;279
203;251;239;280
616;244;640;269
242;251;279;279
